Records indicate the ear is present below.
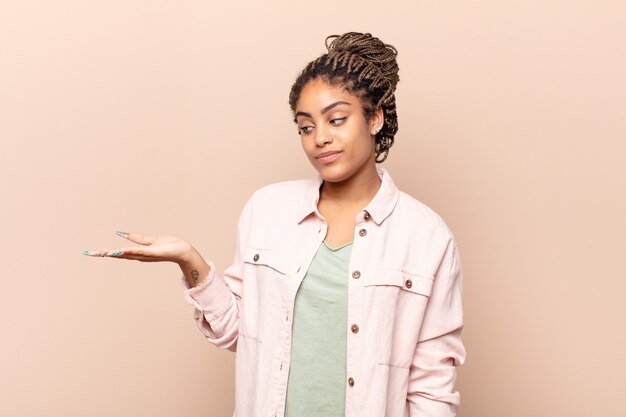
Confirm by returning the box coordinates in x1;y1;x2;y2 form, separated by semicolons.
369;106;385;135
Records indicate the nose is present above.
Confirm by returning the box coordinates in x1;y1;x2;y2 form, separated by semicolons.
314;124;333;147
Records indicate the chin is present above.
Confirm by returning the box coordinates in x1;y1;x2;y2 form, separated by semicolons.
316;164;355;183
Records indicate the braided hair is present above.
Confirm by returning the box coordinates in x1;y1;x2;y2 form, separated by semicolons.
289;32;400;162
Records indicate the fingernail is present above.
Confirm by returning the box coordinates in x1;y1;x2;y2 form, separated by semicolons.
82;250;91;255
116;231;128;239
108;251;123;257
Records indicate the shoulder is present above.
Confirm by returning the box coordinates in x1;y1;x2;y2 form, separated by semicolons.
392;189;460;271
377;167;454;241
240;178;314;217
395;190;455;241
396;190;445;224
235;178;315;241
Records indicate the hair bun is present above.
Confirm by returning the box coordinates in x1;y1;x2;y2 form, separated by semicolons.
325;32;399;90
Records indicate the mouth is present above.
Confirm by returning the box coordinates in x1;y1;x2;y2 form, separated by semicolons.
315;150;343;165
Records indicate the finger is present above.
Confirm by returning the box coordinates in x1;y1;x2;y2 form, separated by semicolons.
113;245;169;259
82;246;130;257
82;249;112;257
115;231;157;246
105;247;162;262
84;245;128;256
113;246;151;257
82;251;152;262
119;254;160;262
83;243;167;260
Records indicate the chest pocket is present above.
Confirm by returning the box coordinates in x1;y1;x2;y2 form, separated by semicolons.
364;269;434;297
238;246;298;340
364;269;434;368
242;246;297;277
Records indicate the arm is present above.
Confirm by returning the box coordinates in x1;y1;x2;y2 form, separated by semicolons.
180;249;211;289
82;206;249;352
407;240;466;417
180;196;253;352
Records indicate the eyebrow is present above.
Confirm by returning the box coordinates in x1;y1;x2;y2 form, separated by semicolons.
294;101;351;120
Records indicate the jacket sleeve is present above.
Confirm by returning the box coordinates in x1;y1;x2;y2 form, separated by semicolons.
179;195;253;352
407;239;466;417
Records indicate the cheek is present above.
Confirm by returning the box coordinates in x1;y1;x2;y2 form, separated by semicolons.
300;138;316;159
346;120;374;148
346;131;376;157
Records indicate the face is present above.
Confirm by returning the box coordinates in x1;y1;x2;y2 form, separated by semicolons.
294;78;384;184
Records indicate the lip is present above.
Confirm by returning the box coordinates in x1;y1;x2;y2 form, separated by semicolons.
315;150;343;165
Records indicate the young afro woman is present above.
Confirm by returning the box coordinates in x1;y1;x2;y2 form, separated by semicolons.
84;32;466;417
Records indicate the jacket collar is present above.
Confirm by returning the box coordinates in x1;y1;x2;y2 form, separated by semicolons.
295;167;400;226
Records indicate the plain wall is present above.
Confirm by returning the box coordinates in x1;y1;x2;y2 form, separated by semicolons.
1;1;625;416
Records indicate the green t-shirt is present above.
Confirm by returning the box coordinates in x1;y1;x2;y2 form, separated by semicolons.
285;240;353;417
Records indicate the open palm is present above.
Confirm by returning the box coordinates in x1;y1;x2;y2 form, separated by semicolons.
83;232;192;264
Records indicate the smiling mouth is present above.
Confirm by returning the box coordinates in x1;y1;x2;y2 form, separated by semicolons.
316;151;343;165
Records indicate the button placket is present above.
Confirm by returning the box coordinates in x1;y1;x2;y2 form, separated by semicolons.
347;215;366;403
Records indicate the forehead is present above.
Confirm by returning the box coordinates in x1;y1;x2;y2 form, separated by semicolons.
296;78;361;112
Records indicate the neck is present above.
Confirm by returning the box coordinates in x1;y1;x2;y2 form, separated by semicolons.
319;165;382;208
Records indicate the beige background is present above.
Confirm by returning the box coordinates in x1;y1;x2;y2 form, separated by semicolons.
1;1;625;416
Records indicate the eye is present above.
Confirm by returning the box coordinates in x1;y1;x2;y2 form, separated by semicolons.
330;117;347;126
297;125;314;135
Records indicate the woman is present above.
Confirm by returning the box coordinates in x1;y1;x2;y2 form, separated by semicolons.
84;32;466;417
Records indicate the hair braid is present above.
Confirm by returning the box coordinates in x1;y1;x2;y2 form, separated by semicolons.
289;32;400;162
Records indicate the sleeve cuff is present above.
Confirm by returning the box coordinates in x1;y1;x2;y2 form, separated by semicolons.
180;261;235;321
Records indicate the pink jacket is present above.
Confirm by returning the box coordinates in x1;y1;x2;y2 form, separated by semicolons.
182;167;466;417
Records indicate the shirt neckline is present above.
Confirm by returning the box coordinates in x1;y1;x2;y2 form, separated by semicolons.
322;240;354;252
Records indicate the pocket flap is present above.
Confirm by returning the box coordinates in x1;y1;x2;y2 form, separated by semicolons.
243;246;296;276
364;269;434;297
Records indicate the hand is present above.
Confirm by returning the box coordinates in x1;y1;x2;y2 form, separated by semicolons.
82;231;193;265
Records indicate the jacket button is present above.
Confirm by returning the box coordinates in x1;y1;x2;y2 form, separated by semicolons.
253;253;260;262
363;211;371;220
351;324;359;333
347;377;355;386
358;228;367;237
405;279;413;288
351;270;361;279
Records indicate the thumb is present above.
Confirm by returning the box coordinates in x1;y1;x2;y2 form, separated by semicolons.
115;231;156;246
